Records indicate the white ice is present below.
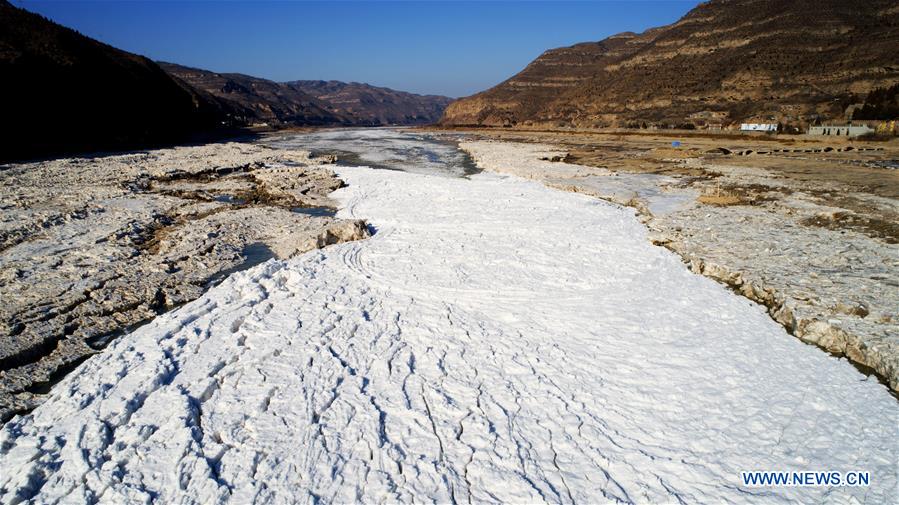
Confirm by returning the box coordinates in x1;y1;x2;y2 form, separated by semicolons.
265;128;477;177
1;158;896;503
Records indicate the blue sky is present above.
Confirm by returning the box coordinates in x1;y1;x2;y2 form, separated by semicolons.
15;1;699;98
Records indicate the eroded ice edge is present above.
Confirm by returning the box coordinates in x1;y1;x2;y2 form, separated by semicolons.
1;144;897;503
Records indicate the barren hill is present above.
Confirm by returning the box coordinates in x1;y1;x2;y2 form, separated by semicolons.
162;64;453;127
0;1;238;162
441;0;899;129
159;63;350;127
288;80;454;125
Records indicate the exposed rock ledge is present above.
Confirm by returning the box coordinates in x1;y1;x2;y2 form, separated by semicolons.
0;143;370;421
459;139;898;393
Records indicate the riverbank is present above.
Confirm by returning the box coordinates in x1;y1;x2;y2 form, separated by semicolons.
440;129;899;392
0;143;369;421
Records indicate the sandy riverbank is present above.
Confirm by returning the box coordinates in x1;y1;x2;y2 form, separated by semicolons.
441;129;899;392
0;143;369;421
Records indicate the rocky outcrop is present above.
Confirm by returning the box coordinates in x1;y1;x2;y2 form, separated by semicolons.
442;0;899;129
0;143;370;422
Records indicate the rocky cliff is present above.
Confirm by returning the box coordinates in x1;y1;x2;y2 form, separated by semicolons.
0;1;239;162
441;0;899;129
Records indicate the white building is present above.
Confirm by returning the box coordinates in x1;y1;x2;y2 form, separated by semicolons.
740;123;778;132
808;124;875;137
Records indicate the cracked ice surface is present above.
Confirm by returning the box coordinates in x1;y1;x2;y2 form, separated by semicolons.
1;165;896;504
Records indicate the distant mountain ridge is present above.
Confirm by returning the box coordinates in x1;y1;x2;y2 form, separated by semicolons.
161;64;453;127
158;63;348;127
288;80;453;125
441;0;899;129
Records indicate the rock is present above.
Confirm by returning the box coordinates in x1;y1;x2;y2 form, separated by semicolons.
316;220;371;247
834;302;870;318
275;219;371;258
648;233;671;246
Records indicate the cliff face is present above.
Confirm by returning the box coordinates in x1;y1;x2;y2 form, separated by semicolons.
162;64;454;127
442;0;899;128
0;1;236;162
288;80;454;125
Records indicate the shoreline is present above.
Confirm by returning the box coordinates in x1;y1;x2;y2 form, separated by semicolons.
425;124;899;146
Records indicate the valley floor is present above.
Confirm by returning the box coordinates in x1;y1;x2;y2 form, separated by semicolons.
1;152;896;503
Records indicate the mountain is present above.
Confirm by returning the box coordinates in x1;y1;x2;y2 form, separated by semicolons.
0;1;239;162
0;0;453;163
158;63;349;127
441;0;899;129
161;64;453;127
287;80;454;125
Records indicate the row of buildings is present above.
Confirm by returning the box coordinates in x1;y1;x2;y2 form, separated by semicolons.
738;121;897;137
686;109;897;136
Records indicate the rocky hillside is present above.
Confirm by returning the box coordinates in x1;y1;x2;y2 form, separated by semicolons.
441;0;899;129
162;64;453;127
288;80;453;125
159;63;350;127
0;1;238;162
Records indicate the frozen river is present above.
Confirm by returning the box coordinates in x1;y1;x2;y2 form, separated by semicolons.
265;127;480;177
1;129;896;503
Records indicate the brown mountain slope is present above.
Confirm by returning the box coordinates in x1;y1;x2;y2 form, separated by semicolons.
159;63;350;126
0;1;238;162
441;0;899;129
162;64;454;127
288;80;454;125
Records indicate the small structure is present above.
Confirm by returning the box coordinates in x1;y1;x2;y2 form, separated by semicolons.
808;124;874;137
741;123;778;132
